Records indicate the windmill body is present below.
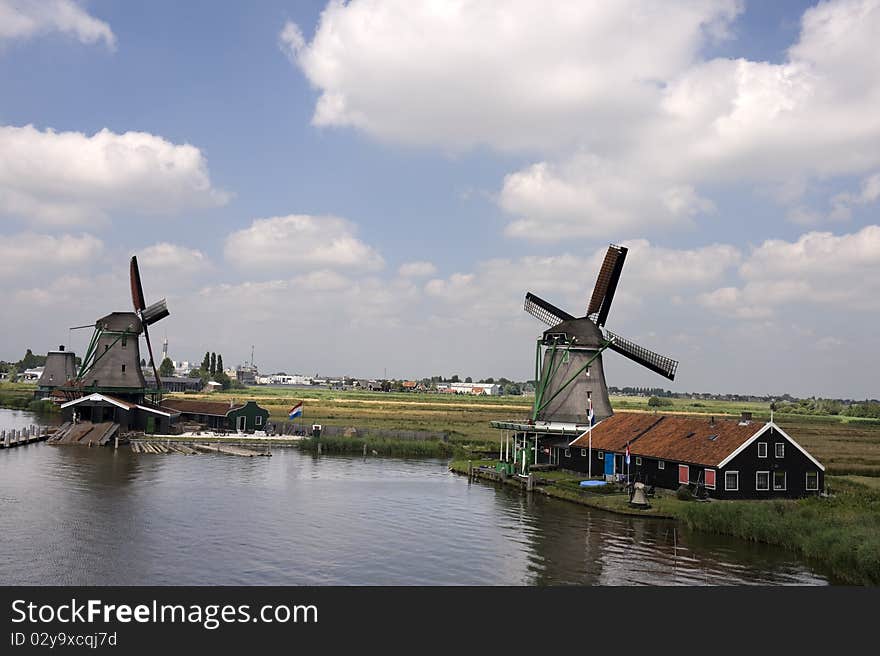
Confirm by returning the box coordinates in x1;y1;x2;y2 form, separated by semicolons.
81;312;148;392
536;318;614;423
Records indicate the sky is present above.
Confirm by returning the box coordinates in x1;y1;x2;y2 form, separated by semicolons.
0;0;878;399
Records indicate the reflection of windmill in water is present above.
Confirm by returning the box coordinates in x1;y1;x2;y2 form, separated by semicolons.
492;244;679;468
49;257;176;444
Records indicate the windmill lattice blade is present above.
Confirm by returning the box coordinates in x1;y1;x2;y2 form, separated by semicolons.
524;292;575;326
604;328;678;380
130;256;146;312
587;244;627;325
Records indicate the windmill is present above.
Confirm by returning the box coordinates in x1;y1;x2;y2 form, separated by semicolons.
524;244;678;425
62;256;170;402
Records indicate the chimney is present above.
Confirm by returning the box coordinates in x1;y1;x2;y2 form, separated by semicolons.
740;411;752;423
709;416;715;427
59;345;64;351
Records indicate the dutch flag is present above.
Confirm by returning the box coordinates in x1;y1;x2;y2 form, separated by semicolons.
289;402;303;419
625;443;631;466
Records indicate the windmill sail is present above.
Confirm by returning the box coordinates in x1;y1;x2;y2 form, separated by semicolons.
603;328;678;380
524;292;575;326
587;244;627;325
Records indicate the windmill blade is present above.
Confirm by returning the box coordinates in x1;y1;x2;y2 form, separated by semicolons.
141;299;170;326
586;244;627;326
130;256;146;312
603;328;678;380
142;323;162;391
524;292;575;326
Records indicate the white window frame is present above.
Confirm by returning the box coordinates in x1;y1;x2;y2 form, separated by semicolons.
725;471;739;491
805;471;819;491
678;464;690;485
704;469;716;490
773;470;786;491
256;416;262;426
757;442;768;458
581;448;587;457
564;448;571;458
775;442;785;458
756;471;770;491
658;460;665;470
598;451;604;460
635;456;642;465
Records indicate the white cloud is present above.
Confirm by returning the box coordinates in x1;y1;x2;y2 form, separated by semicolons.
135;242;212;280
283;0;740;151
0;125;230;226
0;0;115;49
224;214;385;272
285;0;880;240
398;261;437;278
499;155;715;240
700;224;880;317
0;232;102;276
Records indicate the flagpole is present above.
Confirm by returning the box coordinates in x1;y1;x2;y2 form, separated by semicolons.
588;392;593;479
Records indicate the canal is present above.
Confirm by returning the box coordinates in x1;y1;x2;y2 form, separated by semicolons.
0;409;833;585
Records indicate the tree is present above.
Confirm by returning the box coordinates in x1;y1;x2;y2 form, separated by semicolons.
465;376;473;383
450;374;460;383
213;370;232;390
216;354;223;374
202;352;210;372
159;357;175;377
648;396;673;408
210;352;216;375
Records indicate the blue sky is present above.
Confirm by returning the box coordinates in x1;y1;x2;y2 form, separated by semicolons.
1;0;878;398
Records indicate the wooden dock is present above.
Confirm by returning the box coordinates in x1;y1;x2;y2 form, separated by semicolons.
130;439;270;457
0;425;51;449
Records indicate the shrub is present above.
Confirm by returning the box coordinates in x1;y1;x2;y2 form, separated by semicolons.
676;484;694;501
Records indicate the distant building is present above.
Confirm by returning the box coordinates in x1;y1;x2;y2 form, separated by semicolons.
160;376;202;393
236;365;257;386
160;398;269;433
436;382;502;395
22;367;44;381
203;381;223;393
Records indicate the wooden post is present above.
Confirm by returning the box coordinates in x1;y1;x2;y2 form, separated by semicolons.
363;442;367;457
527;473;535;491
467;460;473;479
114;436;119;450
317;442;322;455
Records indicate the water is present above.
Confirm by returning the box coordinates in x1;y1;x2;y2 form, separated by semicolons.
0;409;832;585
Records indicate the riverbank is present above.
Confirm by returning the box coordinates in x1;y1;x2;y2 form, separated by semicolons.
0;383;57;414
297;435;459;458
449;459;880;585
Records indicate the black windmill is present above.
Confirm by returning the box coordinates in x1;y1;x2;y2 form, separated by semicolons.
64;256;169;403
524;244;678;424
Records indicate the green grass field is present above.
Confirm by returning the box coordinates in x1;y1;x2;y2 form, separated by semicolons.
179;387;880;477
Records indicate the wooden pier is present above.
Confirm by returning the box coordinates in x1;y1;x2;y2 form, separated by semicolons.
0;425;51;449
130;439;270;457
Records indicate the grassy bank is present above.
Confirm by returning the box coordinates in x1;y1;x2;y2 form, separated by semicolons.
298;435;459;458
167;388;880;477
449;459;880;584
675;476;880;585
0;383;58;414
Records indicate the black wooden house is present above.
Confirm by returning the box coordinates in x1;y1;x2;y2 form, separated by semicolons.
565;413;824;499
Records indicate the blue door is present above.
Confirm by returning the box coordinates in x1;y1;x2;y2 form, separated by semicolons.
604;453;615;476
